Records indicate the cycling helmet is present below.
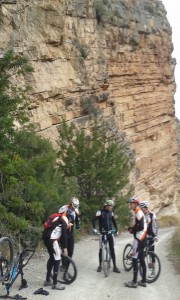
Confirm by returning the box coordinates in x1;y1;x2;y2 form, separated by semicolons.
104;199;114;207
127;195;139;204
140;201;149;209
71;197;79;208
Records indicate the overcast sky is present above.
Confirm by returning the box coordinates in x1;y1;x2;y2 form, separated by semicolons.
161;0;180;120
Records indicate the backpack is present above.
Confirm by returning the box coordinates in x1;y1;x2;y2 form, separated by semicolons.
43;213;63;230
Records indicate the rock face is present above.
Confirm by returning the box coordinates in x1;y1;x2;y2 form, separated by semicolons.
0;0;179;215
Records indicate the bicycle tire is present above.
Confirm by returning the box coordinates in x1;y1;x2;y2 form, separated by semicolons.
122;243;133;271
0;237;13;282
139;251;161;283
50;256;77;285
102;243;111;277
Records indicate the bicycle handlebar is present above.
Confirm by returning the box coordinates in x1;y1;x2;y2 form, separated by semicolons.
97;229;116;235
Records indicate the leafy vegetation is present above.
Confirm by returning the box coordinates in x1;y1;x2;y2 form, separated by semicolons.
72;39;90;59
57;119;132;226
0;51;73;242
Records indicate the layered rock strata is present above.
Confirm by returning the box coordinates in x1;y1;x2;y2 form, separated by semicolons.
0;0;178;214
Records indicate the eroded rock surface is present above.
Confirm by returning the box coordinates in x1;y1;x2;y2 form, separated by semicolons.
0;0;179;214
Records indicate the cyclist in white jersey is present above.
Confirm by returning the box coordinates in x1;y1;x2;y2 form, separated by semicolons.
140;201;159;275
124;196;147;288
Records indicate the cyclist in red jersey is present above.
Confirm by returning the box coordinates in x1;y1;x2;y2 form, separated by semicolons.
42;214;69;290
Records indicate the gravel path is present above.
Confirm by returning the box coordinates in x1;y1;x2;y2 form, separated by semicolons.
3;227;180;300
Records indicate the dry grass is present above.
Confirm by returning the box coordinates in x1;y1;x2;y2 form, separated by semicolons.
158;215;180;274
157;215;179;228
170;226;180;273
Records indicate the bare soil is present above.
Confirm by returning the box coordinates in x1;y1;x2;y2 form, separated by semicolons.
5;227;180;300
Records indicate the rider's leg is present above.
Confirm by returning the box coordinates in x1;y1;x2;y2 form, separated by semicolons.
99;248;102;265
43;239;54;282
67;234;74;258
132;258;138;283
108;235;120;272
139;248;146;283
108;234;116;266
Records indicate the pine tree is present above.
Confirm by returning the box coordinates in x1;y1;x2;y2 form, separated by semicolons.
57;119;132;223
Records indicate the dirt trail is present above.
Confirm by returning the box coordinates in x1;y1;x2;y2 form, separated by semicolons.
5;227;180;300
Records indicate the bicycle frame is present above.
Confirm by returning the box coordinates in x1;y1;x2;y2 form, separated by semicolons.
0;248;35;299
1;252;24;297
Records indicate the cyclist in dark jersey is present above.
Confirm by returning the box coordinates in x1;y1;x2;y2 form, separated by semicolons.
92;200;120;273
59;197;80;258
42;214;68;290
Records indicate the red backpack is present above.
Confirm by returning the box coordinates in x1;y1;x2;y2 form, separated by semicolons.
43;213;63;230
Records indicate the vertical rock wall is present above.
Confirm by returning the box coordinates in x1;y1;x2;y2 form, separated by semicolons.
0;0;178;214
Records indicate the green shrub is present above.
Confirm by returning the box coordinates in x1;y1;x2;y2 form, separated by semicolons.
171;226;180;273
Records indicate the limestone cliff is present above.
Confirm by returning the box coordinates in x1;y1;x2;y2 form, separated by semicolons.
0;0;179;215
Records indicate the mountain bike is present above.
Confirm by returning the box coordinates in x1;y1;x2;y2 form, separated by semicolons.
50;255;77;285
0;237;36;299
122;238;161;283
97;230;115;277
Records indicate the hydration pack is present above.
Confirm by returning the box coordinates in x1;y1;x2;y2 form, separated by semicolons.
43;213;63;230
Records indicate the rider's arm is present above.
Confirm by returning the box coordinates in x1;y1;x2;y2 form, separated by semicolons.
60;217;68;249
152;213;158;237
75;209;80;229
112;214;118;233
92;215;98;229
92;210;101;230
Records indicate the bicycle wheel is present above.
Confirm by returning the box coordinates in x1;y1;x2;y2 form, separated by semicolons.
57;256;77;285
140;251;161;283
0;237;13;282
122;243;133;271
102;242;111;277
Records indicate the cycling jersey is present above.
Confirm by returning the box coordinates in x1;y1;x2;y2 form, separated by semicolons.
42;215;68;249
131;207;147;241
127;205;147;285
59;205;80;234
59;204;80;259
145;211;158;238
92;209;118;232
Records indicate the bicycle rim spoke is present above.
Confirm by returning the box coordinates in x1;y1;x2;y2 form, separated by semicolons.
145;252;160;283
123;244;133;271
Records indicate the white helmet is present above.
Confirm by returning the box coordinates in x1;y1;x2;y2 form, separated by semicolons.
140;201;149;209
71;197;79;208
